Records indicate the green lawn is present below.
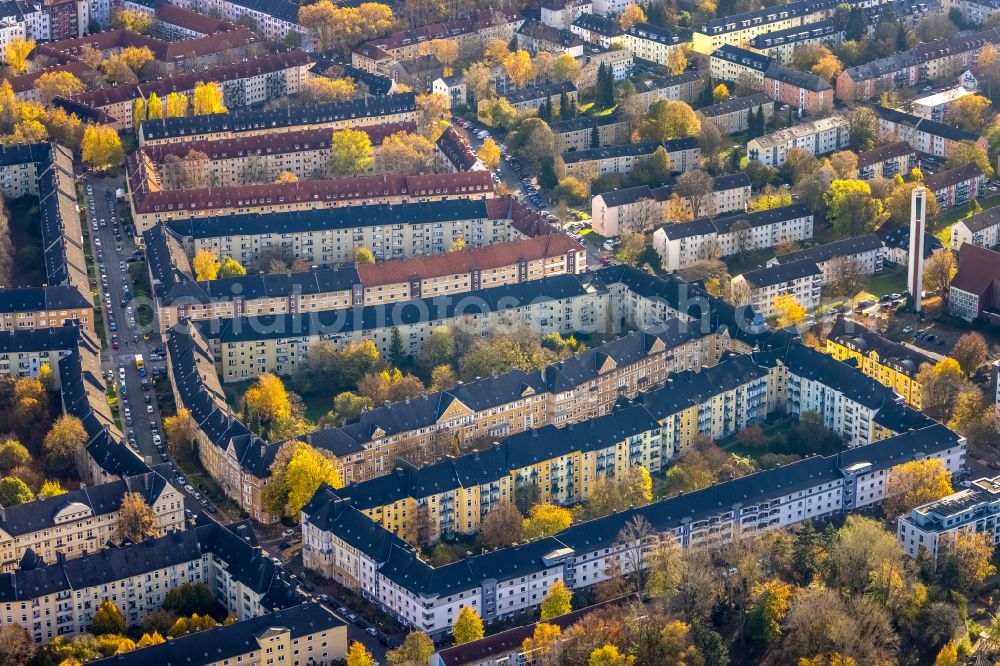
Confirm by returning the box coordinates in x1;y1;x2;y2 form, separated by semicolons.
580;228;607;248
819;267;907;311
931;194;1000;244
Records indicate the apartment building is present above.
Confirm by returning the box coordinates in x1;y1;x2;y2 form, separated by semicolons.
138;93;418;145
541;0;593;29
950;205;1000;249
631;71;703;111
764;64;834;113
0;1;29;49
162;197;541;268
881;224;944;265
137;121;416;189
35;26;260;75
692;0;839;53
766;234;884;285
593;173;753;237
622;23;682;66
501;82;579;116
710;44;772;89
942;0;1000;24
70;50;313;130
924;163;985;210
0;521;305;644
825;316;934;408
123;2;239;40
570;12;624;48
732;260;823;318
949;243;1000;322
0;325;77;380
339;405;663;546
836;27;1000;101
558;138;700;179
576;46;634;89
0;471;184;572
0;143;91;332
302;422;964;638
748;19;843;64
898;475;1000;564
653;204;814;272
128;168;494;232
549;112;631;153
517;19;585;55
352;9;523;72
699;93;774;135
147;228;585;330
198;273;610;382
747;114;850;167
912;86;973;121
170;0;307;46
90;602;347;666
858;141;916;181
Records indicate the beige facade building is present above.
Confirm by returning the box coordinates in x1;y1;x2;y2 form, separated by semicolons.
559;138;700;179
0;472;184;572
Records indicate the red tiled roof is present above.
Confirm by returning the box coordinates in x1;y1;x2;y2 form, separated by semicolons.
362;9;522;53
951;243;1000;296
71;50;310;108
129;171;494;214
156;4;234;35
139;121;416;162
357;233;584;286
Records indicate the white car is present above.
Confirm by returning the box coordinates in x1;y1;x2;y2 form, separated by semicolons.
119;367;126;380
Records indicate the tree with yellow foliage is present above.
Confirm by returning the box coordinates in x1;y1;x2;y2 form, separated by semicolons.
298;1;395;56
552;52;581;84
376;130;436;175
301;77;356;104
503;49;535;88
90;601;126;635
244;372;292;428
164;407;196;458
192;81;227;115
191;249;220;281
34;71;85;104
39;480;67;499
478;137;501;170
452;606;484;645
136;631;166;647
117;491;161;543
522;503;573;540
164;92;187;117
945;94;994;134
811;53;843;81
540;580;572;620
415;92;450;140
712;83;730;103
275;171;298;184
885;458;954;520
147;93;163;119
935;641;958;666
638;100;700;141
484;39;511;66
81;125;124;169
772;293;806;328
386;631;434;665
354;246;376;264
132;99;146;132
346;641;375;666
797;656;857;666
667;47;687;75
749;185;794;211
922;248;957;301
588;645;634;666
329;128;373;176
113;7;152;33
4;37;34;75
219;256;247;277
263;440;343;519
420;39;459;77
522;622;561;656
619;3;647;29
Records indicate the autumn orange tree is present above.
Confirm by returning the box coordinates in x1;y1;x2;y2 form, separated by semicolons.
81;125;124;169
262;440;342;519
3;37;34;75
884;458;954;520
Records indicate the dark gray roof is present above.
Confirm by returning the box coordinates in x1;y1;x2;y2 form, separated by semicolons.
857;141;914;169
827;316;934;378
625;22;679;44
739;259;820;288
845;26;1000;83
0;285;91;314
140;93;416;141
879;225;943;257
195;273;599;344
660;204;812;241
549;111;624;134
89;603;343;666
958;204;1000;233
698;93;774;118
924;162;984;191
710;44;772;72
561;138;698;164
633;71;701;95
166;199;494;240
700;0;838;34
774;234;883;265
0;323;79;354
572;12;623;37
0;472;169;539
505;81;577;104
749;18;840;49
764;62;832;92
874;105;984;143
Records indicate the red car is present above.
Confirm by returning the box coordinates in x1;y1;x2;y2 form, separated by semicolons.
111;336;119;350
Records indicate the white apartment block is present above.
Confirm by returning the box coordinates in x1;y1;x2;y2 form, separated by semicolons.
747;114;850;167
654;204;814;272
898;476;1000;564
766;234;885;286
732;260;823;318
622;23;682;66
950;206;1000;250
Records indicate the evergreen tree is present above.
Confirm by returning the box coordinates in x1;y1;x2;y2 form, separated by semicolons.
757;106;766;135
701;80;714;107
508;35;518;51
590;119;600;148
896;22;909;51
846;6;866;41
539;158;558;189
603;66;615;107
559;91;569;120
568;98;577;118
389;328;407;367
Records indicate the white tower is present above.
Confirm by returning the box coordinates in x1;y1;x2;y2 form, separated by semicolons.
908;185;926;313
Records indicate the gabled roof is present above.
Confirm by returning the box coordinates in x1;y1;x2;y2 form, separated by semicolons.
738;259;821;288
951;243;1000;295
857;141;914;169
924;162;983;191
827;316;934;378
773;234;883;265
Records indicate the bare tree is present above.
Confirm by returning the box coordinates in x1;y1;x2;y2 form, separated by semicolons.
617;515;654;593
828;255;868;297
625;198;662;233
730;220;753;259
730;278;752;306
0;199;13;288
675;169;714;218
